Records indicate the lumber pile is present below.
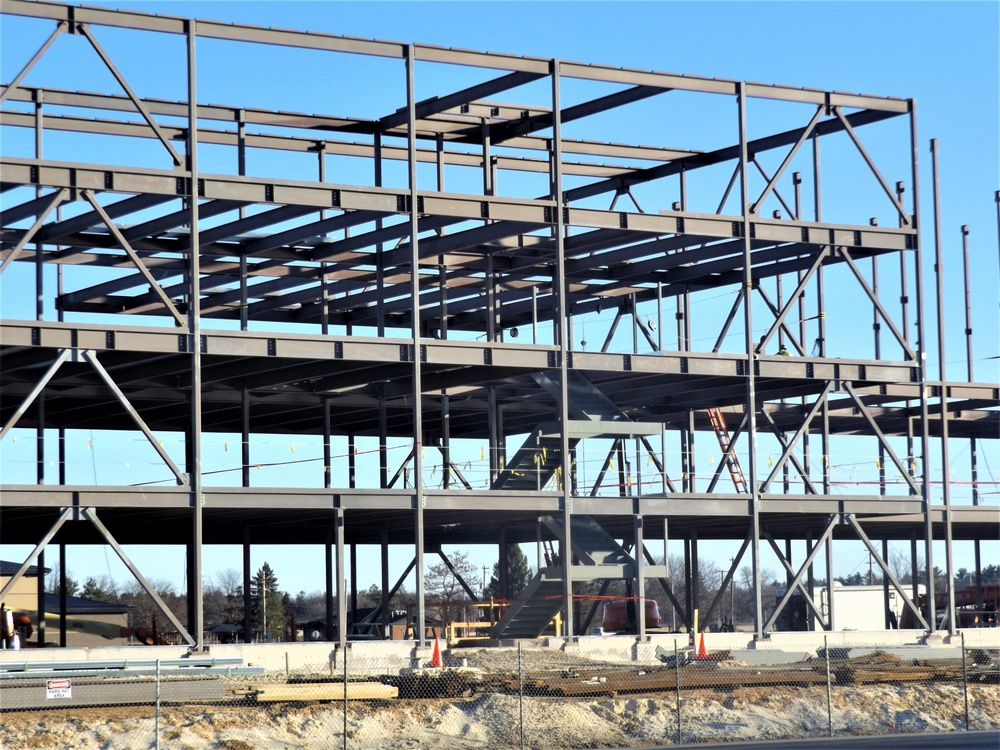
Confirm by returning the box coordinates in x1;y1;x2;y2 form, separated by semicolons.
250;681;397;702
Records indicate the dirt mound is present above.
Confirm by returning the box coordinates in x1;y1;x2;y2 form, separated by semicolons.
3;681;997;749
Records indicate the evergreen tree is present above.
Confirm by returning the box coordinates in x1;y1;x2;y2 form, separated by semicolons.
250;563;286;642
485;544;534;600
80;575;116;602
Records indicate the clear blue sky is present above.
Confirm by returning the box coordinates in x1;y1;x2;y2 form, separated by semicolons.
1;2;997;600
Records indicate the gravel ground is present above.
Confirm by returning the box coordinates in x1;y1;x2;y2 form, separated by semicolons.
3;681;997;749
3;646;998;749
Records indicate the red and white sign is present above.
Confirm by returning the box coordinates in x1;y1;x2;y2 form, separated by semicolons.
46;679;72;700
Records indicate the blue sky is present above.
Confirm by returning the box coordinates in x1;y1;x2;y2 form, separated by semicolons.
1;1;997;601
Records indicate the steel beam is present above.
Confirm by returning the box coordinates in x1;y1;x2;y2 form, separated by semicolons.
0;349;70;442
0;188;68;276
83;507;194;644
0;508;73;603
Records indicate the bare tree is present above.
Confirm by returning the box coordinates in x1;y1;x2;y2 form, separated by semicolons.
45;569;79;597
424;551;477;630
203;568;244;628
119;578;186;639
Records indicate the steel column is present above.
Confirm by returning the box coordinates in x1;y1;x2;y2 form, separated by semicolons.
550;58;574;639
405;44;427;646
910;103;936;631
336;508;346;647
325;529;334;641
930;139;956;633
737;81;763;637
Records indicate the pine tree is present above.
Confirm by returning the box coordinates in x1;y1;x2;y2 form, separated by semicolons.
250;563;286;642
485;544;534;600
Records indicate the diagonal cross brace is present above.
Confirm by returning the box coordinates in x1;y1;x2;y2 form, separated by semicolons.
588;439;620;496
81;190;187;326
750;105;823;215
0;508;73;603
754;284;807;355
365;557;417;628
435;549;480;602
839;247;916;360
711;288;746;354
641;545;690;630
764;530;829;630
78;24;183;167
702;528;751;627
0;188;69;276
753;246;829;355
387;446;416;489
82;350;188;485
0;349;71;442
432;441;473;490
632;310;660;352
758;381;834;494
833;108;911;226
763;515;839;632
705;412;748;494
752;159;797;220
843;382;922;496
82;508;195;645
760;410;821;494
0;21;67;105
638;436;678;493
844;514;928;630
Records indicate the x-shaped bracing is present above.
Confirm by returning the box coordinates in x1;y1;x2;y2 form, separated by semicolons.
758;380;921;497
763;514;930;633
764;515;838;632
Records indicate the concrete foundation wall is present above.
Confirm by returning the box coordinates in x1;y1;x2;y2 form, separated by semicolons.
2;628;998;675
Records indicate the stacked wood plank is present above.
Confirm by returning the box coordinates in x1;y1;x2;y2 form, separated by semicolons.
249;682;398;702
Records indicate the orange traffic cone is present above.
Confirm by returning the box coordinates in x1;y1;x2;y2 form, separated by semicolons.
430;635;443;668
697;631;709;660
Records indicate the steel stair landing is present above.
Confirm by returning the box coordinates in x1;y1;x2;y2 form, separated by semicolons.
541;514;634;568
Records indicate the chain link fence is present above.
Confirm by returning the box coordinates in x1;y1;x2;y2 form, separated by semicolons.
1;633;997;748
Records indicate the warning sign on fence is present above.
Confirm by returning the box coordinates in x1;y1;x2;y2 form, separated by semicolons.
46;679;72;700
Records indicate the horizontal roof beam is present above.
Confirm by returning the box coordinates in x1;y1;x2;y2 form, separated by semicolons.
2;1;910;111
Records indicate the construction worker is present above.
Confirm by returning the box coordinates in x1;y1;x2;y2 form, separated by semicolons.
778;344;790;356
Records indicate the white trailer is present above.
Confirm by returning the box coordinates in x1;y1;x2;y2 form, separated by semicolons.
773;582;925;631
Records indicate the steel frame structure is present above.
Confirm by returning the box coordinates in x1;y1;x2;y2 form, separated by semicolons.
1;1;997;649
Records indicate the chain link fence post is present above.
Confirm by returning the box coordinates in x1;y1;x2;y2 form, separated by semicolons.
961;631;969;731
674;640;682;745
824;635;833;737
343;645;348;750
154;658;160;750
518;642;525;750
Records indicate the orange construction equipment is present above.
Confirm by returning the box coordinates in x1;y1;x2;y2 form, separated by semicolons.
430;635;443;667
697;631;709;659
